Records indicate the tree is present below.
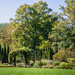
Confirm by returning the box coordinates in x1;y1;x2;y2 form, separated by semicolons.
49;0;75;53
39;40;53;60
1;48;4;63
6;44;9;63
60;0;75;27
3;43;7;63
12;1;57;61
0;44;1;61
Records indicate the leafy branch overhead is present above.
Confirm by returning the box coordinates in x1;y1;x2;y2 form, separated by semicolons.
9;47;32;55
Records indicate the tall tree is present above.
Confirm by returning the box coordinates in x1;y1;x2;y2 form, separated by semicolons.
6;44;9;63
0;44;1;61
3;43;7;63
12;1;57;61
49;0;75;53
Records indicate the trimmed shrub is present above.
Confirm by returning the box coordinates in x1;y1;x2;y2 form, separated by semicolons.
54;61;60;66
67;58;75;64
54;65;61;69
49;60;53;65
55;62;72;69
33;59;47;68
67;58;75;67
41;59;47;65
29;61;34;67
66;50;75;58
46;60;53;64
53;49;75;62
59;62;72;69
53;49;66;62
33;61;43;68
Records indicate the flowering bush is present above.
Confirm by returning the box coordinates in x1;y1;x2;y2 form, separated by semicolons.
55;62;72;69
59;62;72;69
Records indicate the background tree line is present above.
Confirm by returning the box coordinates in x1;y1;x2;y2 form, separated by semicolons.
0;0;75;66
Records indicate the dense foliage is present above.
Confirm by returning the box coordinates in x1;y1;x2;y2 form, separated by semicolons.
0;0;75;67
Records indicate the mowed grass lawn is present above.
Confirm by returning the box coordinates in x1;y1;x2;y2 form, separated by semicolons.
0;68;75;75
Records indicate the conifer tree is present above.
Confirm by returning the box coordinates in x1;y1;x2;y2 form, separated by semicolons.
6;44;9;63
0;44;1;61
3;43;7;63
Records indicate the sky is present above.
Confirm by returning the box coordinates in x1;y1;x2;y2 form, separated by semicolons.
0;0;66;23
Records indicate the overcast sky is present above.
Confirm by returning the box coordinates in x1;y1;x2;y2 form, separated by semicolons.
0;0;66;23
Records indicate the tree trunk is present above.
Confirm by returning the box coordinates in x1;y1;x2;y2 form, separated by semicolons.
23;51;28;65
14;53;16;66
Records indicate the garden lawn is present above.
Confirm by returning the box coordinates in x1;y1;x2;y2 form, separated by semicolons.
0;68;75;75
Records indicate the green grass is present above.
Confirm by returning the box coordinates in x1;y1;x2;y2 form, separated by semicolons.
0;68;75;75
